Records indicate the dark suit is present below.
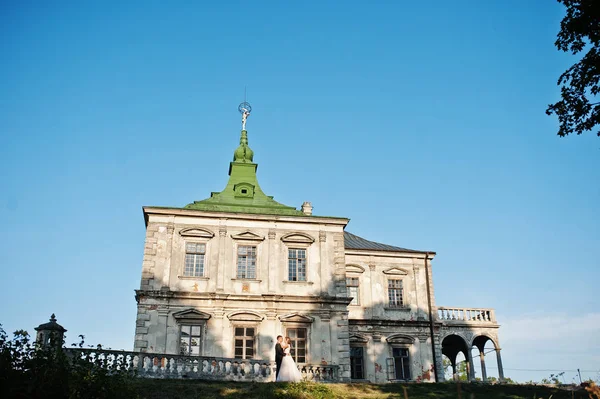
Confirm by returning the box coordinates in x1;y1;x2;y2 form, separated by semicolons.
275;342;284;378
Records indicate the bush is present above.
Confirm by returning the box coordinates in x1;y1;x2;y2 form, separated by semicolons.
0;324;139;399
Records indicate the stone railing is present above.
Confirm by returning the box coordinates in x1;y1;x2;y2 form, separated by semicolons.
64;348;338;382
437;307;496;323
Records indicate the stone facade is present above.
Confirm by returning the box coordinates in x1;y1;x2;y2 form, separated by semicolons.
133;127;503;383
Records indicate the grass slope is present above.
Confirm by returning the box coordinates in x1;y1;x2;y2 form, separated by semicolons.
134;380;587;399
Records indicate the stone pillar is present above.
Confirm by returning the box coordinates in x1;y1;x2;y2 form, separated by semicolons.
320;314;332;364
262;310;278;362
161;223;174;289
451;359;457;381
134;306;150;352
496;349;505;382
157;307;169;353
211;309;226;357
368;264;379;319
479;349;487;381
319;231;327;295
268;229;277;292
466;350;475;381
336;312;351;381
216;226;227;291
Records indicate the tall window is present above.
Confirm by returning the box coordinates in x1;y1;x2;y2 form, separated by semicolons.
179;325;202;356
234;327;255;359
346;277;360;305
288;248;307;281
393;348;410;380
286;328;307;363
350;346;364;379
237;245;257;279
388;279;404;307
184;243;206;277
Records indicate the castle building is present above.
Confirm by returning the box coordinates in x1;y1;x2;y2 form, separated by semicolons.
133;107;503;382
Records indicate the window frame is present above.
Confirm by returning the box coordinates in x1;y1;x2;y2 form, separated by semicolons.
350;344;366;380
346;276;360;306
387;278;405;308
178;323;204;356
183;241;207;278
233;325;257;360
236;244;258;280
390;346;411;380
287;247;308;282
285;326;308;364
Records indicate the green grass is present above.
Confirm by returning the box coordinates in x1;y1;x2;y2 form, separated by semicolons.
133;380;588;399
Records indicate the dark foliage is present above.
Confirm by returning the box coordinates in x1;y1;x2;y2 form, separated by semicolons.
0;325;139;399
546;0;600;138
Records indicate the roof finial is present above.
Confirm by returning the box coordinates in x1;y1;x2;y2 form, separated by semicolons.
238;100;252;131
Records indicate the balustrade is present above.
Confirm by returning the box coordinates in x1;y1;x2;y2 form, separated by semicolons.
436;307;496;323
64;348;338;382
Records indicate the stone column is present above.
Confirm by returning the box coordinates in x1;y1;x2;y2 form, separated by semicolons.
216;226;227;291
211;309;226;357
161;223;174;289
368;264;378;319
157;307;169;353
451;359;457;380
412;264;422;320
336;312;351;381
260;311;276;365
268;229;277;292
319;313;332;364
319;231;327;295
496;349;505;382
479;349;487;381
466;350;475;381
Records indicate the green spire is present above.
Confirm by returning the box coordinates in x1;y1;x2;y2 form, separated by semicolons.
233;130;254;162
184;129;304;216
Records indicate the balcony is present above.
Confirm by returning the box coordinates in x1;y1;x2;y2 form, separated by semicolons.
437;307;497;324
64;348;339;382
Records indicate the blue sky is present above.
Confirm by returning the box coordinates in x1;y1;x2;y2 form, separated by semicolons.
1;0;598;383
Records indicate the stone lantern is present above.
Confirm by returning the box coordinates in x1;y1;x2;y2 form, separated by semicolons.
35;314;66;349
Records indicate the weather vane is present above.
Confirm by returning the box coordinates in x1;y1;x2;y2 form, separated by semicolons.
238;101;252;131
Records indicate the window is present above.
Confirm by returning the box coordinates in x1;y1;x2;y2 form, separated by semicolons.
234;327;255;359
179;325;202;356
288;248;307;281
388;279;404;307
286;328;307;363
350;346;365;379
184;243;206;277
347;277;360;305
392;348;411;380
237;245;257;279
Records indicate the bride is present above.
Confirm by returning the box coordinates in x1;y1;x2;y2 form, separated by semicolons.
276;337;303;382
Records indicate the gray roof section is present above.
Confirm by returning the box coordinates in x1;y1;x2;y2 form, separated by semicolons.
344;231;425;253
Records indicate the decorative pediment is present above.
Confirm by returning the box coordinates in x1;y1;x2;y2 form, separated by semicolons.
279;313;314;324
345;264;366;274
280;232;315;244
227;311;264;322
172;309;211;322
386;334;415;344
231;231;265;241
382;267;409;276
349;333;369;343
179;227;215;238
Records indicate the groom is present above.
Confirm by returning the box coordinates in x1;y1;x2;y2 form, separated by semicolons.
274;335;284;378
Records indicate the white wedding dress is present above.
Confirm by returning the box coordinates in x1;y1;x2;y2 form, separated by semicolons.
276;346;303;382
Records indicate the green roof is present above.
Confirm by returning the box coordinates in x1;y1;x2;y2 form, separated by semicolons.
184;130;305;216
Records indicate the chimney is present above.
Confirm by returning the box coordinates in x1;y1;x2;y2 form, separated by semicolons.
301;201;313;215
